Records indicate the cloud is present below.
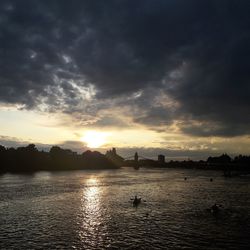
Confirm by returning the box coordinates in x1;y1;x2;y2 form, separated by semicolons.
57;140;87;153
0;135;87;153
0;1;250;137
0;135;50;149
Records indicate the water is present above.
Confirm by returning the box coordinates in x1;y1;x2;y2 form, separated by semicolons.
0;168;249;249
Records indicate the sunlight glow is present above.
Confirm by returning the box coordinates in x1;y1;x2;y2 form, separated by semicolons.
85;181;99;200
81;130;110;148
78;176;106;246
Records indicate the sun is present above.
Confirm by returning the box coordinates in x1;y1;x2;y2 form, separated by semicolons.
81;130;110;148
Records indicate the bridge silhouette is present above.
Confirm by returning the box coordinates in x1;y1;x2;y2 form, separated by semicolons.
121;152;165;169
123;154;154;161
106;148;164;165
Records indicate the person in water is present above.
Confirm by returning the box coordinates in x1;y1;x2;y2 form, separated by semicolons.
211;203;220;214
134;195;138;202
133;195;141;206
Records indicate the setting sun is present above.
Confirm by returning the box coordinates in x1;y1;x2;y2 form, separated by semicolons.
81;131;110;148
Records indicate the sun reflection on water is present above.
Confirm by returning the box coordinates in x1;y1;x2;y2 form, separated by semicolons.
78;177;108;248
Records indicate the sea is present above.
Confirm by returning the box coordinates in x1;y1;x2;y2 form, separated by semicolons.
0;168;249;249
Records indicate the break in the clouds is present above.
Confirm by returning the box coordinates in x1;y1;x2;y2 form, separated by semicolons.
1;0;250;137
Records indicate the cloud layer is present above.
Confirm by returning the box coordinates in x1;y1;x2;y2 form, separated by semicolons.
1;0;250;137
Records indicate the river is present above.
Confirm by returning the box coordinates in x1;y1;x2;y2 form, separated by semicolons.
0;168;249;249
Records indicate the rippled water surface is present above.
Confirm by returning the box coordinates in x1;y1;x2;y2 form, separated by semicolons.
0;168;250;249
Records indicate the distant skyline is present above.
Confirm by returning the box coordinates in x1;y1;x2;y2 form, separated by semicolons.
0;1;250;159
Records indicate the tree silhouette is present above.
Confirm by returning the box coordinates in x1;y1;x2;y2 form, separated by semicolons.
0;144;118;173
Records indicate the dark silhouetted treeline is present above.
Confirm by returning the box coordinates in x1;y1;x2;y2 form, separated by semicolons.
207;154;232;165
1;145;249;174
164;154;249;170
0;144;119;173
124;153;250;173
163;153;250;176
206;154;250;176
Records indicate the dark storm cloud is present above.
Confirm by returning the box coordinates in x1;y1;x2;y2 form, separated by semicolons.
1;0;250;136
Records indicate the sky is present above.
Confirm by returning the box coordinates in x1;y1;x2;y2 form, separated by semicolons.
0;0;250;159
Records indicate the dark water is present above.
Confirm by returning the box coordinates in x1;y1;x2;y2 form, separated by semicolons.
0;168;249;249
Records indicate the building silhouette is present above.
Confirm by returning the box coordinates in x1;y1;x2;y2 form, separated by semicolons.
134;152;138;162
158;154;165;164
